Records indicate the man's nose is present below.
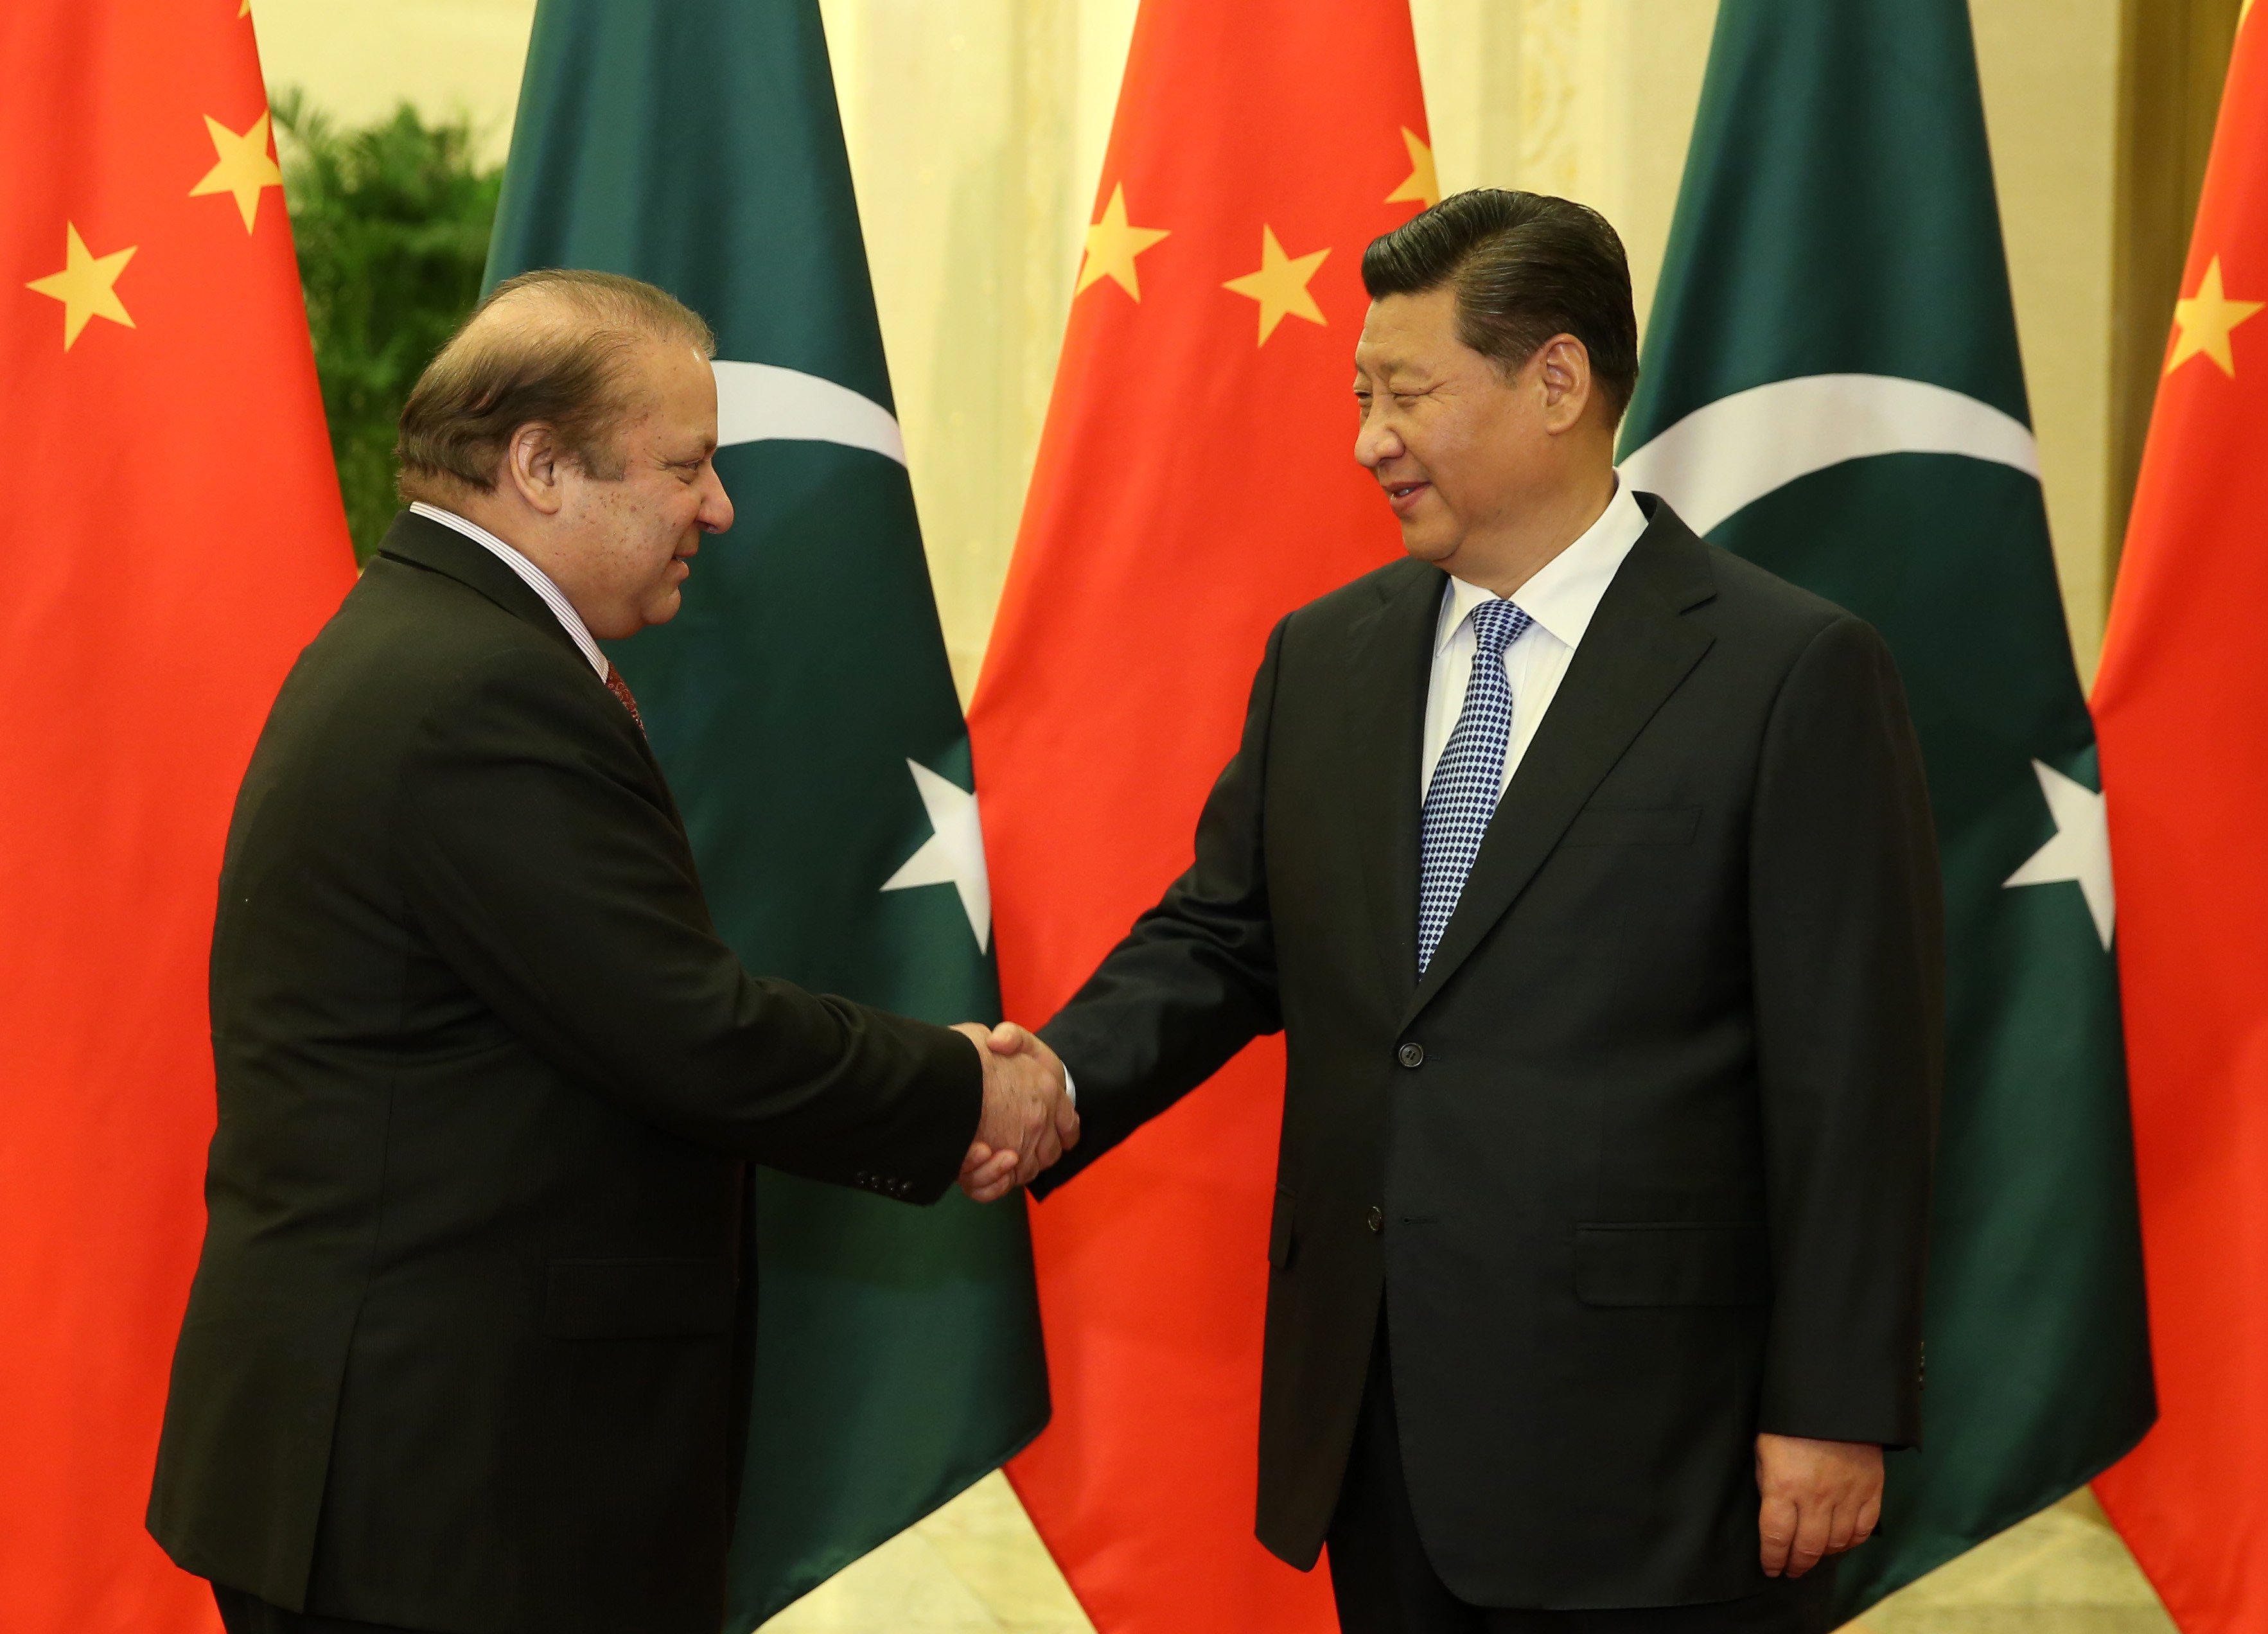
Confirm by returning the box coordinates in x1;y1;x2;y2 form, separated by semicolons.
1354;411;1401;470
699;466;734;534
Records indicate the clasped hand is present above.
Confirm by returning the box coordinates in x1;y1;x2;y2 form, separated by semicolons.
951;1023;1078;1202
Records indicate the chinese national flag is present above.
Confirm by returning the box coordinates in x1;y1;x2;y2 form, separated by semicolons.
965;3;1428;1629
0;4;355;1631
2091;10;2268;1633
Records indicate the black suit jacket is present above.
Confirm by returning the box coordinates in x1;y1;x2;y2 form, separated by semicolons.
148;512;982;1634
1035;497;1942;1610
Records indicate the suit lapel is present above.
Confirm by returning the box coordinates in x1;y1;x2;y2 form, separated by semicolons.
1342;561;1443;1012
1400;505;1718;1031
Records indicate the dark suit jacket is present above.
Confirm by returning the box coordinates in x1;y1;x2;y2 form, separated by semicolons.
1034;496;1942;1610
148;511;982;1634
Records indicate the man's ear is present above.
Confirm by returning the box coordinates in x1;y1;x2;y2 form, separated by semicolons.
503;423;566;516
1534;335;1594;434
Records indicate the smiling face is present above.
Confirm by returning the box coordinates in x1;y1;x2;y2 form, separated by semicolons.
1352;285;1603;583
528;341;735;639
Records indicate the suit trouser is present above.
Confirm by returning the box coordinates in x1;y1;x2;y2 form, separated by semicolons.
1324;1315;1838;1634
211;1583;425;1634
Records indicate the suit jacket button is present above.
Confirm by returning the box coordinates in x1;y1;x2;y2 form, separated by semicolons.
1366;1206;1384;1234
1396;1042;1424;1068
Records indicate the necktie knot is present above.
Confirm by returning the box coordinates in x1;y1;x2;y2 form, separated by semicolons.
1468;599;1531;658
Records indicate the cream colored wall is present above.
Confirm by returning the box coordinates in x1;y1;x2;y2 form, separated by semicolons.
251;0;2121;690
252;0;538;165
1973;0;2123;680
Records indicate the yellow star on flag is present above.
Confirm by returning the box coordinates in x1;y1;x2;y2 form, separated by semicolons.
1224;226;1330;346
1386;128;1439;208
2167;256;2264;376
25;222;137;350
191;109;284;231
1077;184;1171;301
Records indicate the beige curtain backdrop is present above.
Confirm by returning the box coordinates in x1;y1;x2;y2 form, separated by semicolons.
253;0;2128;696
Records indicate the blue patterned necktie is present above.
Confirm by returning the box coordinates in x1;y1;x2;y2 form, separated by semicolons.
1418;598;1533;973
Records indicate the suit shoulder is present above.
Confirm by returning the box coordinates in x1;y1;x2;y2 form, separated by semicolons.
1696;543;1849;629
259;558;615;780
1685;540;1888;666
318;557;592;698
1284;555;1436;633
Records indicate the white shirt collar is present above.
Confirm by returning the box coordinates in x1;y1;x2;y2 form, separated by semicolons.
1435;480;1651;654
409;502;610;681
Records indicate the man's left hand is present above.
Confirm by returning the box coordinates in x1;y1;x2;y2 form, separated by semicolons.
1755;1433;1883;1578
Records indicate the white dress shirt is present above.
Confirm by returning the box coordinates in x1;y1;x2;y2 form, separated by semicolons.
410;501;610;681
1420;482;1649;800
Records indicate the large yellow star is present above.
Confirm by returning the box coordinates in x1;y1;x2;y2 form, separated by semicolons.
1386;128;1439;208
1077;184;1171;301
1223;226;1330;346
2167;256;2264;376
190;109;284;232
25;222;137;349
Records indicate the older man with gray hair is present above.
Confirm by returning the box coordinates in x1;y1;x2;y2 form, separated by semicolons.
146;270;1073;1634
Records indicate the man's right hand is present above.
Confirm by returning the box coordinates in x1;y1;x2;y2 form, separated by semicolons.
951;1023;1078;1202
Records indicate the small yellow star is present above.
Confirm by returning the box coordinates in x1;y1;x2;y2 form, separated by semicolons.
1077;183;1171;301
1386;128;1439;209
2166;256;2264;376
190;109;284;232
238;0;251;15
1222;225;1330;346
25;222;137;350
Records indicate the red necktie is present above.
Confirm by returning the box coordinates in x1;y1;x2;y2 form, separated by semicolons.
604;663;645;734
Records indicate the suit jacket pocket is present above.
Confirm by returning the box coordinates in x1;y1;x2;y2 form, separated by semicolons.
1572;1223;1770;1306
543;1258;735;1339
1267;1187;1296;1268
1559;805;1701;847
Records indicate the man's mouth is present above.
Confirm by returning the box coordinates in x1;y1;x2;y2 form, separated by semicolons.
1383;480;1429;516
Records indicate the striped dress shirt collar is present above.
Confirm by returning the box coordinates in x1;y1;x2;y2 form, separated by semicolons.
409;502;610;681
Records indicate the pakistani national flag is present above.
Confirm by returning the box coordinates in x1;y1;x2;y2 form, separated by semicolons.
486;2;1048;1625
1617;0;2154;1619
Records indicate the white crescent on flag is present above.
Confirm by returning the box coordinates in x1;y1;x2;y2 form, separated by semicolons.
1617;371;2040;534
711;359;907;466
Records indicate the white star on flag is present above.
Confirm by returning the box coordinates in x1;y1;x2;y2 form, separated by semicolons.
881;758;992;953
2002;759;2115;950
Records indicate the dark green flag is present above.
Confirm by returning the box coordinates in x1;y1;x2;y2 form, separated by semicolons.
486;3;1048;1626
1618;0;2153;1618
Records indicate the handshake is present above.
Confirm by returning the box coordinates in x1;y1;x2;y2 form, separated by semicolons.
951;1022;1078;1203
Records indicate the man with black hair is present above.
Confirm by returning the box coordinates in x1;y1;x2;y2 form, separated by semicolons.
984;191;1941;1633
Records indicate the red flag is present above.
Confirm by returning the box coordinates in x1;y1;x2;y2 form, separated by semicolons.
2091;13;2268;1633
0;5;355;1630
967;3;1428;1628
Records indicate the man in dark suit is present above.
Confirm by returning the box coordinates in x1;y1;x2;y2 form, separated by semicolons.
982;191;1941;1631
148;270;1072;1634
